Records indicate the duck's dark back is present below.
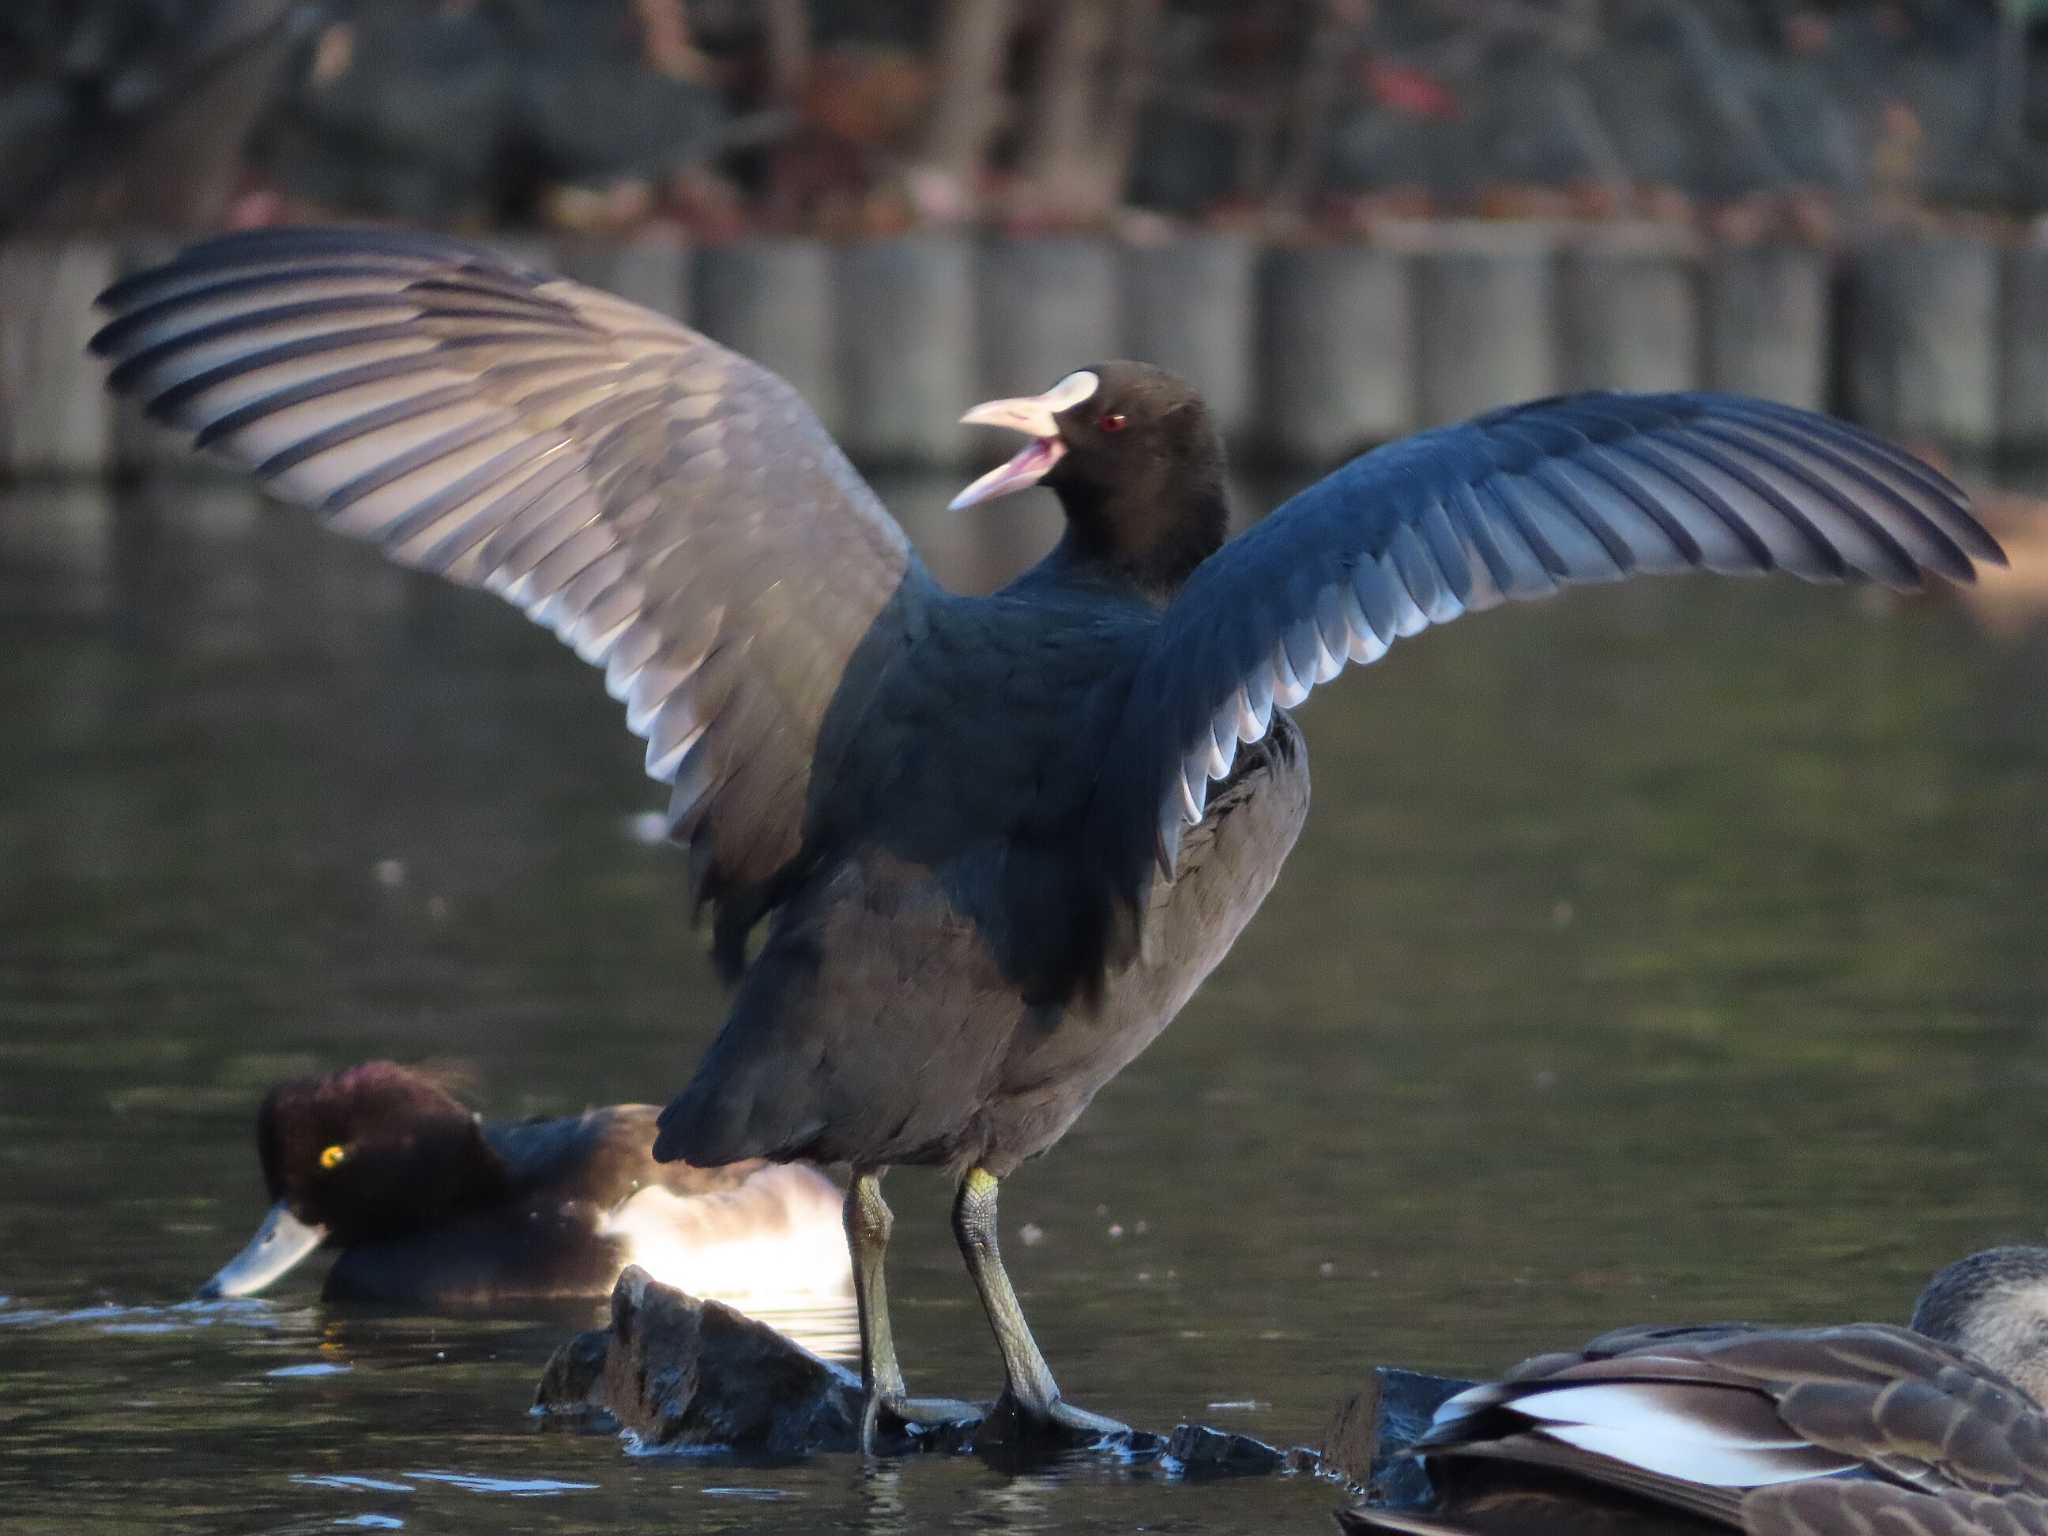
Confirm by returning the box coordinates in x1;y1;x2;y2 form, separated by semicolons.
320;1106;762;1305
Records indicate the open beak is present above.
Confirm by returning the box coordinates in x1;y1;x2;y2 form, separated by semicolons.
197;1201;327;1299
947;370;1099;510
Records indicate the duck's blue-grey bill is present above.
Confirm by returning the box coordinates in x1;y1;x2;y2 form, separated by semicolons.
197;1201;327;1299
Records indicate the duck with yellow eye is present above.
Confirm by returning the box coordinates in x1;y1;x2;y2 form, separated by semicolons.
199;1061;851;1310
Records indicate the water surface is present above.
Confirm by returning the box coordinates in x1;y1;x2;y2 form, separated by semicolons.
2;474;2043;1533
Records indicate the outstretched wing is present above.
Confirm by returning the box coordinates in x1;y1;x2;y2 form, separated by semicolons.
1085;392;2005;885
93;227;933;970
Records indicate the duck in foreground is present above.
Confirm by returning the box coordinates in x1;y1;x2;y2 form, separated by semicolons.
1340;1247;2048;1536
200;1061;850;1311
96;228;2004;1447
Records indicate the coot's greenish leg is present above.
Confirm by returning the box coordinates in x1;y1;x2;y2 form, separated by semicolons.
845;1171;978;1451
845;1171;903;1447
953;1168;1127;1440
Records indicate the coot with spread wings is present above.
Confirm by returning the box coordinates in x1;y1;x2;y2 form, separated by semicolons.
92;228;2004;1446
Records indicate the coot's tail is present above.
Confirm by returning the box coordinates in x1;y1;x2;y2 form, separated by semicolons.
653;1050;824;1168
653;1080;753;1166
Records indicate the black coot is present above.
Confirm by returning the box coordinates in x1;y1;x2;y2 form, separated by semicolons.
93;229;2005;1444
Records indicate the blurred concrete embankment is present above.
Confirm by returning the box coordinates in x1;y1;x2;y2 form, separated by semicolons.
12;3;2048;473
7;221;2048;477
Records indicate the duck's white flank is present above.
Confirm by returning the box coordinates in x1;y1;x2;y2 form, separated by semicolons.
599;1163;852;1306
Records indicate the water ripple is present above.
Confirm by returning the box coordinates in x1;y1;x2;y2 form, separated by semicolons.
404;1472;598;1497
292;1475;415;1494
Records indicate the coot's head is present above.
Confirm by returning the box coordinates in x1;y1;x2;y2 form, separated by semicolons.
1912;1246;2048;1404
951;361;1228;597
199;1061;501;1299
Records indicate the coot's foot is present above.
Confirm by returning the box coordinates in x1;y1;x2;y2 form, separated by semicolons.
1041;1399;1128;1439
948;1167;1129;1451
981;1390;1129;1448
864;1392;985;1452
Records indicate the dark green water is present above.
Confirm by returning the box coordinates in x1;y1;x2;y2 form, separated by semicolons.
1;474;2043;1533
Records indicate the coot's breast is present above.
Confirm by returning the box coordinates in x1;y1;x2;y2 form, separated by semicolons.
978;710;1310;1171
663;705;1309;1181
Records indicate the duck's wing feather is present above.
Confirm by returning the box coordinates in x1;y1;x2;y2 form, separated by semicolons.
1085;392;2005;888
1414;1323;2048;1514
1746;1482;2048;1536
1697;1327;2048;1498
92;227;932;966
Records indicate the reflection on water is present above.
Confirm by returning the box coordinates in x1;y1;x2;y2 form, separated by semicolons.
589;1167;860;1357
1;474;2045;1534
733;1301;861;1361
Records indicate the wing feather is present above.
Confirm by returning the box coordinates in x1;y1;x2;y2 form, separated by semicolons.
94;228;931;970
1086;390;2004;889
1747;1482;2048;1536
1407;1323;2048;1530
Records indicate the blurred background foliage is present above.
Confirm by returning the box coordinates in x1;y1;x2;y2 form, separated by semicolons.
5;0;2048;239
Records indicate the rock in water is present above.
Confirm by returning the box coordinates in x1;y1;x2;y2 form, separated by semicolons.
535;1265;864;1453
1164;1422;1325;1477
537;1265;1327;1467
534;1325;611;1409
1319;1365;1476;1499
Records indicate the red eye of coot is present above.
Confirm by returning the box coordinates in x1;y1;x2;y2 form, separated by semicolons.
1097;413;1127;433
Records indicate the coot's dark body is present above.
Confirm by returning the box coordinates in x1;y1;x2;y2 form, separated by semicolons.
94;228;2004;1446
669;604;1309;1178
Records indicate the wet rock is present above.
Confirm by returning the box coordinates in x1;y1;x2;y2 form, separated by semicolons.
1167;1422;1282;1472
535;1265;862;1453
1164;1422;1324;1478
539;1265;1245;1467
1318;1364;1475;1500
533;1324;611;1421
